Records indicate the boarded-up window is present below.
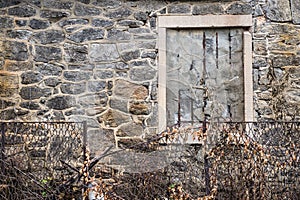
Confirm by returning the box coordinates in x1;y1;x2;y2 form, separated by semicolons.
158;15;253;131
166;28;244;126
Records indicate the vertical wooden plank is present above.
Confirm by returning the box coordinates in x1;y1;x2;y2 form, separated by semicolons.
158;27;167;132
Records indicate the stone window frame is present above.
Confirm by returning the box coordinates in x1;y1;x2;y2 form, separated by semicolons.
157;15;253;132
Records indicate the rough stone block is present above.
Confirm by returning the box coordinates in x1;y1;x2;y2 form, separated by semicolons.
117;122;143;137
44;78;61;87
40;10;70;19
20;101;41;110
92;18;114;27
74;3;102;16
59;18;89;27
29;19;50;29
129;66;156;81
64;43;88;63
266;0;292;22
46;95;76;110
104;7;132;19
63;71;92;81
134;11;148;22
98;109;131;127
87;129;115;155
90;43;119;62
129;101;151;115
21;71;43;84
0;0;22;8
68;28;104;43
110;97;128;113
192;4;224;15
36;63;64;76
167;4;191;14
121;49;140;62
93;0;122;8
0;72;19;97
5;61;33;71
43;0;73;9
291;0;300;24
117;19;144;28
78;92;108;108
0;100;15;109
8;5;36;17
88;81;106;92
6;30;33;40
107;29;131;40
20;86;51;100
226;2;252;15
0;17;14;28
94;70;114;79
114;79;148;100
15;19;27;27
61;82;86;94
4;41;28;61
33;30;65;44
34;45;62;62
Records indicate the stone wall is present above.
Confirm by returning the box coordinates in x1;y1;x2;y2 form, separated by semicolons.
0;0;299;151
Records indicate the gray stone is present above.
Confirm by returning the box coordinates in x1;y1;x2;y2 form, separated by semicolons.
254;4;264;17
5;61;33;71
15;19;27;27
129;101;151;115
63;71;92;81
168;4;191;14
226;2;252;15
21;71;43;84
0;0;22;8
114;79;148;100
0;109;29;120
45;110;65;120
65;108;85;116
107;29;131;40
77;0;90;4
34;45;62;62
291;0;300;24
253;57;268;69
129;59;149;67
94;70;114;79
6;30;32;40
134;11;148;22
44;78;61;87
110;97;128;113
4;41;28;61
105;7;132;19
68;64;94;70
88;81;106;92
121;49;140;62
61;82;86;94
141;50;157;59
128;28;150;34
253;40;268;55
271;55;300;68
20;101;41;110
59;18;89;27
27;0;41;7
0;17;14;28
92;18;114;27
266;0;292;22
130;66;156;81
117;122;143;137
46;95;76;110
93;0;122;9
33;30;65;44
98;109;131;127
117;19;144;28
68;28;104;43
133;34;156;40
193;3;224;15
95;62;128;70
20;86;52;100
78;92;108;108
64;43;88;63
0;100;15;109
43;0;73;9
8;5;36;17
40;10;70;19
86;107;106;116
90;43;119;62
36;63;64;76
74;3;102;16
29;19;50;29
